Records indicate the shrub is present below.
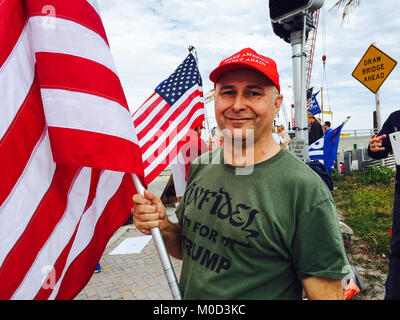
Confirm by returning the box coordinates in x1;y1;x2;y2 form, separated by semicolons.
332;173;394;256
357;166;396;185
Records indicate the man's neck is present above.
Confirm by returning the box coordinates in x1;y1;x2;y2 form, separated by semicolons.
222;136;281;167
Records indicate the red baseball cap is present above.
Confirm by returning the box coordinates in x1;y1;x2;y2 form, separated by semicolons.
209;48;280;92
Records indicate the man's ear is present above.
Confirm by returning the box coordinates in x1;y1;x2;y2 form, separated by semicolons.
274;94;283;114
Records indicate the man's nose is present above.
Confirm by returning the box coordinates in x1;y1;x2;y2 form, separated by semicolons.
231;95;247;112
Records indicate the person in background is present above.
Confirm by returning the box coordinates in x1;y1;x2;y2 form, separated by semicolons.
277;124;291;149
368;110;400;300
272;126;287;149
194;125;204;138
184;126;209;180
323;121;333;135
308;114;324;145
208;126;223;150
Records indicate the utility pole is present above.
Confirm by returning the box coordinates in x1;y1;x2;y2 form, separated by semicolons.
290;16;309;162
269;0;324;162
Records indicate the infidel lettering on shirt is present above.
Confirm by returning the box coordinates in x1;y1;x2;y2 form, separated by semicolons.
180;181;260;274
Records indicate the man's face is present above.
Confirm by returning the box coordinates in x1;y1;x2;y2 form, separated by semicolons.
214;68;282;145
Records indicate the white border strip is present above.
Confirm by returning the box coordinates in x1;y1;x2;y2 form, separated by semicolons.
41;88;139;145
0;130;55;269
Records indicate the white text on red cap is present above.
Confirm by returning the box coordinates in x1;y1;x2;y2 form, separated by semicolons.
223;52;271;67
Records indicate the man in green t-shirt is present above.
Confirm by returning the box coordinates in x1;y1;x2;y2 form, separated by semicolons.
132;48;350;300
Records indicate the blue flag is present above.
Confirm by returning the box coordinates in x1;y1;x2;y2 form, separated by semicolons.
309;123;344;175
308;91;322;115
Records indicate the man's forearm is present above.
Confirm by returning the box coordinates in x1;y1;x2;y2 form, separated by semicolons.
367;145;389;160
161;219;183;260
301;276;344;300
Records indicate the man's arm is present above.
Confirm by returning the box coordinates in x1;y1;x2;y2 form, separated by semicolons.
368;133;389;159
161;218;183;260
132;190;183;260
368;113;397;159
301;276;344;300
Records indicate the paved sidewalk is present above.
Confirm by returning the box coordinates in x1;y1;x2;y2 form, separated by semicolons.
75;174;182;300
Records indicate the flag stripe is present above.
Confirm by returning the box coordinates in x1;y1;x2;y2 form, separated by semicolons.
138;91;202;148
144;107;204;178
36;52;129;110
26;0;109;46
34;169;102;300
52;172;133;299
48;127;144;174
11;167;92;300
0;25;36;140
41;89;137;145
142;97;203;159
0;165;80;299
0;0;26;69
131;93;160;122
86;0;102;16
141;101;204;164
41;88;143;173
83;168;102;212
0;130;55;271
135;99;168;135
28;16;117;74
135;86;199;138
34;222;79;300
0;73;44;207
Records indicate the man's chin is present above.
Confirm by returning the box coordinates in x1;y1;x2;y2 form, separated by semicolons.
221;128;255;144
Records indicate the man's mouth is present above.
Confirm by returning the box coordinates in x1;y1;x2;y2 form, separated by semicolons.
225;118;254;123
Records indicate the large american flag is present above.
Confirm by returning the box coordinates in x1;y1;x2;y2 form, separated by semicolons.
132;53;205;185
0;0;144;299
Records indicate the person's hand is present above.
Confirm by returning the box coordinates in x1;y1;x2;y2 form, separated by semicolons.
131;190;167;235
369;133;387;152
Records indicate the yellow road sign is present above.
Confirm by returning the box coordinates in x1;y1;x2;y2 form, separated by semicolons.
352;44;397;94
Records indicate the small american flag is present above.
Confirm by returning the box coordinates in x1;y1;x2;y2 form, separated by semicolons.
306;87;313;111
132;53;205;185
0;0;143;299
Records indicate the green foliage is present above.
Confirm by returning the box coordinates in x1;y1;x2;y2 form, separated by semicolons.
332;172;394;256
356;166;396;185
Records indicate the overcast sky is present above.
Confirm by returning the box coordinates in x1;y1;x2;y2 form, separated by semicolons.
97;0;400;133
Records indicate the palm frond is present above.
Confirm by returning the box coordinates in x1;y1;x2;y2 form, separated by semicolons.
330;0;361;23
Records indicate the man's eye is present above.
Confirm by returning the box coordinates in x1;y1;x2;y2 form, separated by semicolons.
249;91;261;96
222;91;234;96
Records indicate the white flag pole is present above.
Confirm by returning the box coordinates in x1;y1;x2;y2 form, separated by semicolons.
131;174;182;300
